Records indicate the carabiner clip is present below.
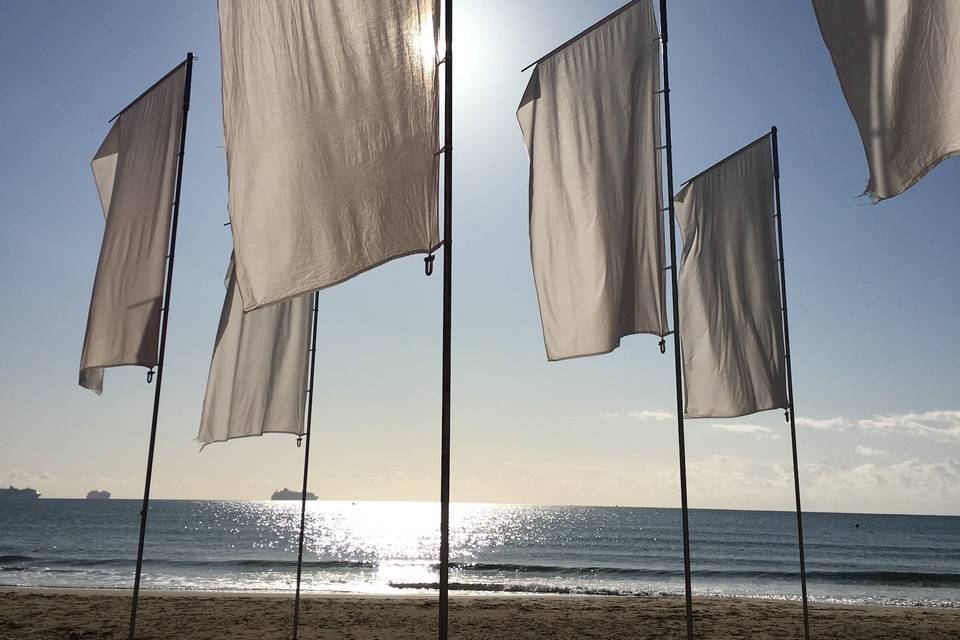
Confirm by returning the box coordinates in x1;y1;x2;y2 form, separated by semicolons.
424;254;435;276
658;339;666;354
147;368;155;384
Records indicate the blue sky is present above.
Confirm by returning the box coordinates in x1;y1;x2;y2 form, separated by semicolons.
0;1;958;514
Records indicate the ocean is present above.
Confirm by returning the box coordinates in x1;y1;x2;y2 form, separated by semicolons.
1;500;958;607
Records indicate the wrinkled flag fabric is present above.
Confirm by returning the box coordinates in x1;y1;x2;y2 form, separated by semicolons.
218;0;440;311
517;0;667;361
813;0;960;201
198;258;312;447
79;62;187;394
674;135;788;418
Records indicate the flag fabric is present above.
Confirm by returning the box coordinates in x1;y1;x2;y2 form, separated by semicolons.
674;135;788;418
517;0;667;361
79;62;187;394
218;0;441;311
813;0;960;201
197;258;313;447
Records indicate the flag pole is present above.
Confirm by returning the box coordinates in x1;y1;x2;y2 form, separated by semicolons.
292;290;321;640
770;126;811;640
127;51;193;640
438;0;453;637
658;2;694;638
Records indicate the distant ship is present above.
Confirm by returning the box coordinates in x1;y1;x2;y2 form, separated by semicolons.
271;488;317;501
86;490;111;500
0;486;41;500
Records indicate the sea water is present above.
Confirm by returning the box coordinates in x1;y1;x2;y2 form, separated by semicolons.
1;500;958;607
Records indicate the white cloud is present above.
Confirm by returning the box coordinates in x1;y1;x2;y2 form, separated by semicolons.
477;457;960;514
627;410;675;422
803;458;960;514
856;410;960;443
796;416;849;429
855;445;886;457
692;456;960;514
710;423;773;434
603;412;620;418
689;455;793;501
795;410;960;443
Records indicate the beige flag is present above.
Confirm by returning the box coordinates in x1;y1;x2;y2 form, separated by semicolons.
218;0;441;311
198;258;312;447
517;0;667;361
813;0;960;201
79;63;187;393
674;135;788;418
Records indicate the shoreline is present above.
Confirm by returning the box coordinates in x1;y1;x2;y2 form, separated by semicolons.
1;585;957;609
3;588;960;639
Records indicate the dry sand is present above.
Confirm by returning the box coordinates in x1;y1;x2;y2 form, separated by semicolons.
2;588;959;639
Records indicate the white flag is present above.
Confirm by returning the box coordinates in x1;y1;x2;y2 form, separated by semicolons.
198;258;312;447
813;0;960;201
218;0;440;311
674;135;788;418
517;0;667;361
79;63;187;394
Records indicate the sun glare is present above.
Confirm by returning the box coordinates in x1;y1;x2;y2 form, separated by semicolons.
417;24;438;66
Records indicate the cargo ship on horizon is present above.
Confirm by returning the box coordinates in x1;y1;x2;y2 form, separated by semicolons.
0;486;41;500
271;488;317;501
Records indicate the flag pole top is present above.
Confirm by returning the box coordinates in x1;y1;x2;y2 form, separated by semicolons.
677;129;773;188
520;0;647;72
108;52;194;123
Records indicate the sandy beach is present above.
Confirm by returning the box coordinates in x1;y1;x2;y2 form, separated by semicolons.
1;589;958;639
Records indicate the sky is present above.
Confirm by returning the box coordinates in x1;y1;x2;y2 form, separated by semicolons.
0;1;958;515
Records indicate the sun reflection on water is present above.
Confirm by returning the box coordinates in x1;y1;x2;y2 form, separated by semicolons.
224;501;541;593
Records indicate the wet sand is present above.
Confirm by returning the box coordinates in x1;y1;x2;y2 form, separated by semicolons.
2;588;959;639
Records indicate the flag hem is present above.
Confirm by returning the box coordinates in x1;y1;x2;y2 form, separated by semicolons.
197;428;309;451
238;241;445;312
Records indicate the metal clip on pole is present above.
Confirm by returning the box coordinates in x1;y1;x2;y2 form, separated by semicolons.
424;254;435;276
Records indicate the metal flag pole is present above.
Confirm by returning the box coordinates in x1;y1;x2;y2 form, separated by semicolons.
292;291;322;640
128;51;194;640
658;2;695;638
438;0;453;637
770;126;811;640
